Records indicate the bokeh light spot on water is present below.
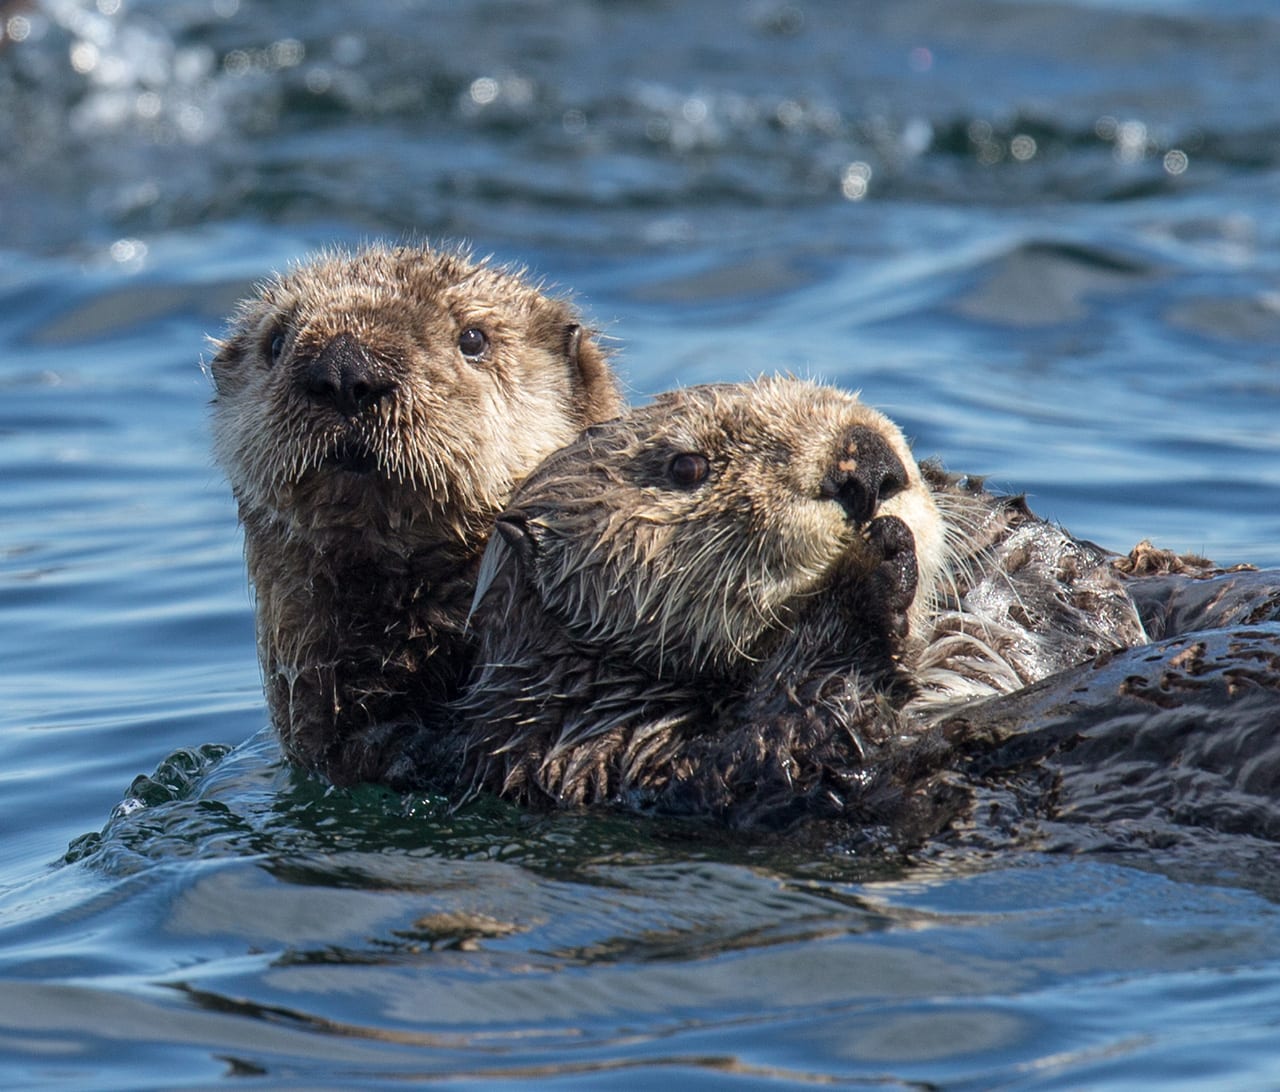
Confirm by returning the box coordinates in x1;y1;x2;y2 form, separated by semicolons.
136;90;161;119
70;39;98;73
1114;119;1149;162
901;117;932;158
108;237;148;267
174;45;214;84
965;118;1008;165
269;38;304;69
469;76;499;106
1010;134;1037;162
1163;148;1189;175
841;161;872;200
682;96;709;125
223;48;251;76
305;67;332;94
221;41;302;79
776;98;804;129
6;16;25;42
176;103;205;140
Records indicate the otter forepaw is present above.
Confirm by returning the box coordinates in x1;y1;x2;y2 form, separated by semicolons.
867;515;918;638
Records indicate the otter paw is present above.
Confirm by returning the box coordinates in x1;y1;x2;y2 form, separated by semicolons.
867;515;918;637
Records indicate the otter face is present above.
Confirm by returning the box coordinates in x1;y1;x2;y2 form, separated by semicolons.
208;244;619;554
486;376;944;677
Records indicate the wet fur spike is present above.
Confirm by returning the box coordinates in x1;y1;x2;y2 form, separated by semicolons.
455;376;947;826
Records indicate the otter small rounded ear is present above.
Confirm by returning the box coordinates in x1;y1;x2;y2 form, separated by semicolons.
564;323;582;360
562;322;623;424
205;332;246;395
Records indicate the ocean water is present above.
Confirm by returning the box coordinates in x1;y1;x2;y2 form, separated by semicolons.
2;0;1280;1087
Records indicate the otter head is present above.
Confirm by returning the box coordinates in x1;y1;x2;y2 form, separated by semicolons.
480;376;944;680
208;243;621;558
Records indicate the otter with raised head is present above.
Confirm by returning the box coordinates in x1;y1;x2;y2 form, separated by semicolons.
209;243;622;787
456;376;948;827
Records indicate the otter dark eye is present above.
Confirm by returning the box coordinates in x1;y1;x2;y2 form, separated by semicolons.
458;327;489;359
669;452;710;488
268;331;287;365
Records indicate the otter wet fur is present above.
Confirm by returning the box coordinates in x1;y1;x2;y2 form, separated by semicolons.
909;465;1152;709
451;373;1280;840
208;242;622;786
456;376;949;828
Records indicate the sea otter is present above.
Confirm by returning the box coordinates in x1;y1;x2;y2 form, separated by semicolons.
453;376;1280;844
208;242;622;786
454;376;949;826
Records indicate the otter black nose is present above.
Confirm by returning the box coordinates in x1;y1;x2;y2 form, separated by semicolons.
298;332;393;417
819;426;908;524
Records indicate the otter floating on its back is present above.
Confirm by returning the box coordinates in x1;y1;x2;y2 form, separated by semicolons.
455;375;1280;846
457;376;948;826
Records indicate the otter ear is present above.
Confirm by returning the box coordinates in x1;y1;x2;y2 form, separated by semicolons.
563;323;623;425
204;332;245;395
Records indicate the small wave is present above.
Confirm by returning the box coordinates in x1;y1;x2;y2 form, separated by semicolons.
5;0;1280;254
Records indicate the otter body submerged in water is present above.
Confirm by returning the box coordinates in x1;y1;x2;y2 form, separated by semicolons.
455;376;1280;844
209;248;1280;845
209;243;622;786
457;376;951;826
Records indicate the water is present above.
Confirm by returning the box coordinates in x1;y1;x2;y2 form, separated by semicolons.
2;0;1279;1086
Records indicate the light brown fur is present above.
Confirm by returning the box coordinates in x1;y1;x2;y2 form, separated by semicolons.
208;242;622;785
455;377;945;825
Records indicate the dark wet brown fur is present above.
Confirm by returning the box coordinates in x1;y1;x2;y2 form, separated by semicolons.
450;377;1280;848
931;616;1280;859
455;377;946;828
208;242;622;786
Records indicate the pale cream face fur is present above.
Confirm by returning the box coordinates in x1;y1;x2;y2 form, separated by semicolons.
209;243;618;554
490;376;944;677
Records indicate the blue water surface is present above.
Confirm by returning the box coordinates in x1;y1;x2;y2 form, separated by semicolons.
2;0;1280;1087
